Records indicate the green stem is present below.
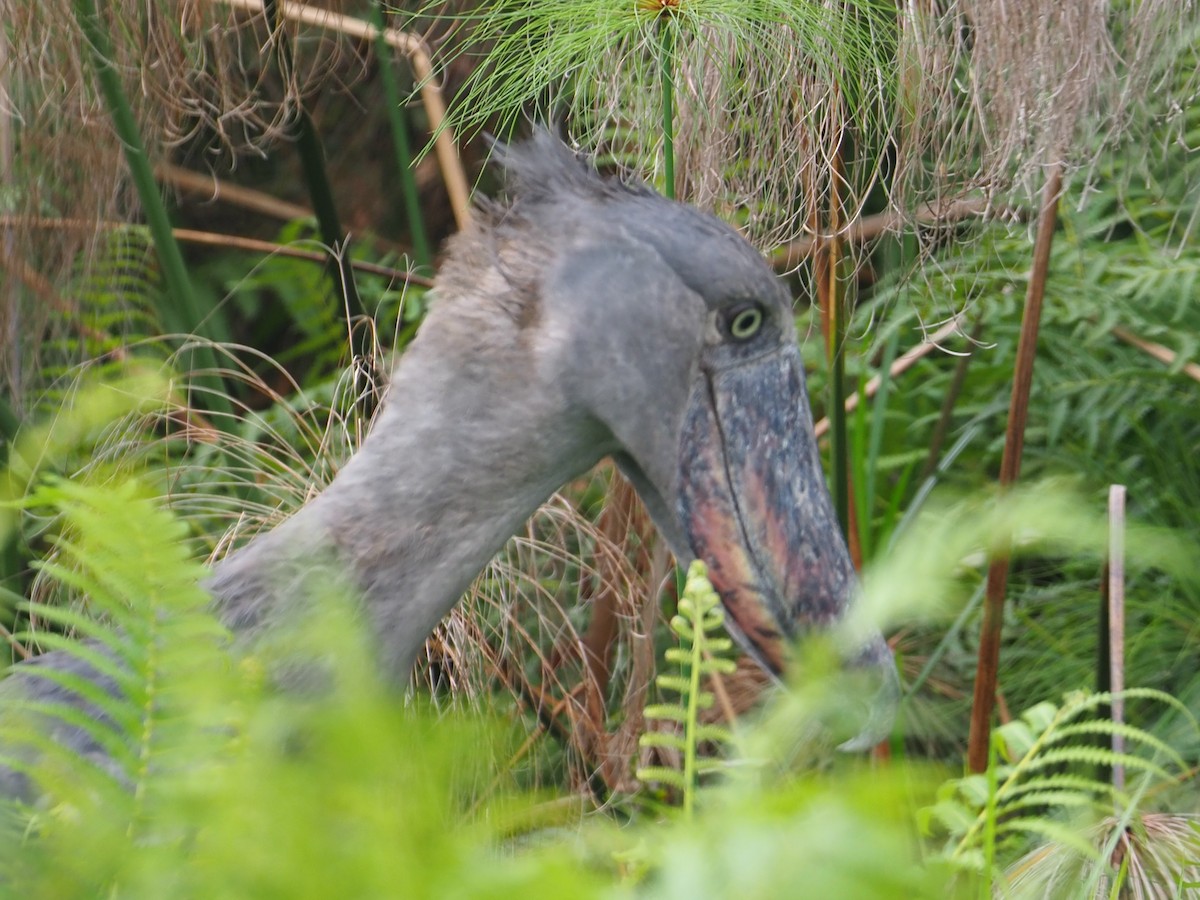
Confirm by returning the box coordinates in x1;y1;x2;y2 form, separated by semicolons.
980;735;998;899
0;394;18;448
657;17;676;200
0;394;20;612
683;595;703;820
71;0;229;414
369;1;432;272
263;0;368;362
830;308;849;534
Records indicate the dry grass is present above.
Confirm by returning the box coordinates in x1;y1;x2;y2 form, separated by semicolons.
19;332;701;795
1006;812;1200;899
0;0;367;396
5;0;1197;397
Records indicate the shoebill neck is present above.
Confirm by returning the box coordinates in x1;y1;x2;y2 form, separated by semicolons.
206;338;607;681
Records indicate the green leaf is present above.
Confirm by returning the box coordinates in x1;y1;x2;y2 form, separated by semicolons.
639;731;687;752
636;766;687;791
643;704;688;723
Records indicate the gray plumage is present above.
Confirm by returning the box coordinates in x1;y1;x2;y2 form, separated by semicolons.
0;133;896;799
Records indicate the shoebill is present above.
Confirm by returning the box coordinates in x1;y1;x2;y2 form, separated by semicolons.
1;133;897;796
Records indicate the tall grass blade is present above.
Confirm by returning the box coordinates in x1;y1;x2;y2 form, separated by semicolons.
657;16;676;200
69;0;229;414
369;0;432;271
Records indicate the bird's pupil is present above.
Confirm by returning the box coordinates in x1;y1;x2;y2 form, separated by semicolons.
730;307;762;340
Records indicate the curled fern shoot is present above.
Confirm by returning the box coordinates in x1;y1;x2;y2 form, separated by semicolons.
637;560;736;817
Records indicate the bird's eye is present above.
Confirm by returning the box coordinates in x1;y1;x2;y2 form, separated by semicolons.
726;304;764;341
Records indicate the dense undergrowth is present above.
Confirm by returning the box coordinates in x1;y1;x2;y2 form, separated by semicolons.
2;465;1197;896
2;0;1199;895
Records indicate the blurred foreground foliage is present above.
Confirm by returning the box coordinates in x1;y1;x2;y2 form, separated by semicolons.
0;406;1196;895
0;472;950;899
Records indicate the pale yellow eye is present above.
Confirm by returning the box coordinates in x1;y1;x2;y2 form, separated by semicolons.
728;306;763;341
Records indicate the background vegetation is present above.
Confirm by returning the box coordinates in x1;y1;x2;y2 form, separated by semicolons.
0;0;1198;895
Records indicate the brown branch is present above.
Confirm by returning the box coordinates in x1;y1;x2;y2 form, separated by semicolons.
580;472;643;726
771;197;1002;269
967;163;1064;774
812;316;964;440
172;228;433;286
1111;325;1200;384
0;242;123;353
704;650;738;726
807;307;1193;452
213;0;472;230
159;164;420;263
157;162;311;223
0;216;433;287
0;240;225;441
618;543;671;793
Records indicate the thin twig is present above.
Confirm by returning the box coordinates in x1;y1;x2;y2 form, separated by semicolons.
1111;325;1200;384
620;543;671;792
818;117;851;542
918;317;986;483
157;162;312;222
771;197;1004;269
580;471;646;729
813;317;964;440
0;243;121;352
704;650;738;726
213;0;472;230
0;217;433;287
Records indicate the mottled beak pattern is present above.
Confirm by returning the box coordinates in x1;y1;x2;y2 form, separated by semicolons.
678;344;899;746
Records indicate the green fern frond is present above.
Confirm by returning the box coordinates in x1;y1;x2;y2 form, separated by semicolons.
638;731;689;753
634;765;688;792
38;230;171;394
692;725;735;746
1;476;235;813
641;705;688;725
924;690;1199;885
637;560;735;817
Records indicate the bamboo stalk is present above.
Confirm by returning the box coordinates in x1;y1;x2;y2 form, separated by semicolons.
966;163;1064;774
214;0;471;230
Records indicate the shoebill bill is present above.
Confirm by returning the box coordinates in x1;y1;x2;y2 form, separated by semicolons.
1;132;897;796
